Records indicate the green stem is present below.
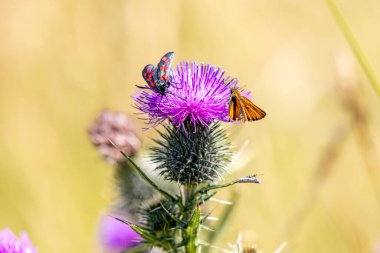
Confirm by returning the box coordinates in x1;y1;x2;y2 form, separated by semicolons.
183;184;196;208
182;184;199;253
326;0;380;99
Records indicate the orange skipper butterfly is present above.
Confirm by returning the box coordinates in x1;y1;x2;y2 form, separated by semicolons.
228;86;266;123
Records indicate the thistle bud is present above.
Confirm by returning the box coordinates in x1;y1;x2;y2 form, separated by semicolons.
137;196;179;234
88;110;142;164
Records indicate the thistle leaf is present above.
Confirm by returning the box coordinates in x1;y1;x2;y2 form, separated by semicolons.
113;217;160;243
108;138;176;202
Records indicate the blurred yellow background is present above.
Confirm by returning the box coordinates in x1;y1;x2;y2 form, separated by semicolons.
1;0;380;252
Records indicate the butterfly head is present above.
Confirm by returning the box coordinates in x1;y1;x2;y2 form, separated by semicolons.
225;77;239;92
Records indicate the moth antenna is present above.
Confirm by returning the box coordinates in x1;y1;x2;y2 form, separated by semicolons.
135;85;149;90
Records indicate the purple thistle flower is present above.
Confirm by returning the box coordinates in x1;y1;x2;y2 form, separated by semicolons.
134;62;238;129
98;214;140;253
0;228;37;253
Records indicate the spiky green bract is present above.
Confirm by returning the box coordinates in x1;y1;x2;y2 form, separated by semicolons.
137;196;179;238
150;122;232;184
115;161;155;213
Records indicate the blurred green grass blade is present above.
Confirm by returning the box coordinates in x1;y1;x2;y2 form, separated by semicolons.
326;0;380;99
206;191;239;251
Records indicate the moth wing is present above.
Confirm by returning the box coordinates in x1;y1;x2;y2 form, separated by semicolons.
142;64;157;88
240;96;266;121
157;52;174;82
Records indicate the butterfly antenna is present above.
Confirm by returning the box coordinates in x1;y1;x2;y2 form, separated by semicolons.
226;78;239;89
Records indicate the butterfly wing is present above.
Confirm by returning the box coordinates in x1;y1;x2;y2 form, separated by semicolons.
229;91;247;122
229;95;239;121
157;52;174;83
229;89;266;123
142;64;157;88
240;96;266;121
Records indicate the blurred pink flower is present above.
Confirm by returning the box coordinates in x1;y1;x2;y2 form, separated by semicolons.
98;214;140;253
0;228;37;253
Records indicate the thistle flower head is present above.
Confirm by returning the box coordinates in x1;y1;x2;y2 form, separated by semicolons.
0;228;37;253
88;110;142;164
134;62;238;129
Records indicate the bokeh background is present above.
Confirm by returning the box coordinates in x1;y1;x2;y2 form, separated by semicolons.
1;0;380;252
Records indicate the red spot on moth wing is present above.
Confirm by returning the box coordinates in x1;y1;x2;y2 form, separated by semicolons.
142;64;157;88
143;64;155;76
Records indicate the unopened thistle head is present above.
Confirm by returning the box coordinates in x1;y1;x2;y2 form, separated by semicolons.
151;122;231;184
88;110;142;164
137;196;179;233
0;228;37;253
